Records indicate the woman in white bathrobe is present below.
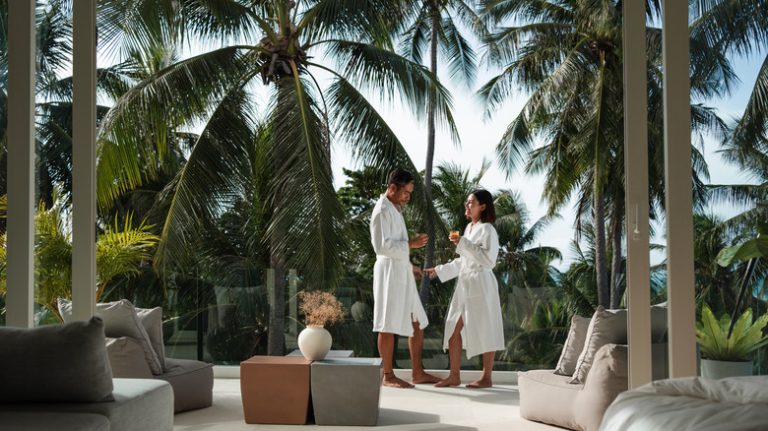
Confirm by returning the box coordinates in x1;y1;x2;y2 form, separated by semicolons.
425;189;505;388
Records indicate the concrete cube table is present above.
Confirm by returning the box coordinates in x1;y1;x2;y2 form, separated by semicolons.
240;356;311;424
310;358;383;426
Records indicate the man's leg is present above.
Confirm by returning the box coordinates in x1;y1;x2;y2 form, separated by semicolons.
466;351;494;388
434;318;463;387
409;322;440;384
378;332;414;388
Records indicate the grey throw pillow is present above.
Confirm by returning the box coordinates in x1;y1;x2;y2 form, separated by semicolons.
58;298;163;375
0;317;114;402
554;315;591;376
135;306;166;371
569;306;627;384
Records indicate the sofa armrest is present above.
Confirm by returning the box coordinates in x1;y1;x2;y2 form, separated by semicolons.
574;343;628;431
106;336;153;378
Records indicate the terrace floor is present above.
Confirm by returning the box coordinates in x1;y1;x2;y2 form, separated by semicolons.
173;378;561;431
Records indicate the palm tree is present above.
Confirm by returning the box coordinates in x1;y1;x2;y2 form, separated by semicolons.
494;189;561;290
479;0;728;307
96;1;458;354
395;0;486;304
691;0;768;152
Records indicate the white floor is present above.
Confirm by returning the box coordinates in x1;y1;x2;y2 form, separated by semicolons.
173;379;561;431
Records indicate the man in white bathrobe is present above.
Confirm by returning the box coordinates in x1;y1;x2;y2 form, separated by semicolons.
370;169;440;388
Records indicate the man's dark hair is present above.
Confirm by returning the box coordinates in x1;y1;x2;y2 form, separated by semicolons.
388;169;415;188
471;189;496;223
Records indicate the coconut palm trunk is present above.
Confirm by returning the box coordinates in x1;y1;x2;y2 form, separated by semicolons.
419;2;440;305
268;236;286;356
594;175;609;308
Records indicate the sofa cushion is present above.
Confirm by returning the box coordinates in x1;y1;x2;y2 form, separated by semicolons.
0;379;174;431
135;306;165;371
554;314;590;376
59;298;162;375
0;317;114;402
570;306;626;384
574;343;628;431
159;358;214;413
518;370;582;430
0;412;110;431
106;336;154;378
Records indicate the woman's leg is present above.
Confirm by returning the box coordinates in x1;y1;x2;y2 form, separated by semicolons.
466;351;494;388
434;318;464;387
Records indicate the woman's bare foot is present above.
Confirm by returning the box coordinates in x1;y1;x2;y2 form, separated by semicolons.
411;371;441;384
466;378;492;388
383;372;414;388
434;376;461;387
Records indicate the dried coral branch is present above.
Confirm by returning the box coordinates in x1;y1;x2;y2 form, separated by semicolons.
298;290;345;327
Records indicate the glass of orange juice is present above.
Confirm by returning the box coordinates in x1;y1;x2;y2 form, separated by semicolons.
449;230;460;241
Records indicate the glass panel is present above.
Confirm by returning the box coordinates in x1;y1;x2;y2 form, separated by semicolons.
0;0;6;327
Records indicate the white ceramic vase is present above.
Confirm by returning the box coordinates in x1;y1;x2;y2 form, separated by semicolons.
297;325;332;360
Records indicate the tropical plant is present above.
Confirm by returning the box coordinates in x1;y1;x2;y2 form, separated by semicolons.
480;0;728;308
0;192;158;319
394;0;488;304
696;303;768;361
95;0;458;354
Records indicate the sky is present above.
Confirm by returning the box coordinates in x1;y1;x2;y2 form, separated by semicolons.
330;47;767;271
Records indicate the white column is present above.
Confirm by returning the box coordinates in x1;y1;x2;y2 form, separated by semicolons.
623;0;652;388
71;0;98;321
6;0;36;328
662;0;698;378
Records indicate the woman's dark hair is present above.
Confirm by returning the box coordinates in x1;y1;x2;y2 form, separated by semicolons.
471;189;496;223
388;169;415;188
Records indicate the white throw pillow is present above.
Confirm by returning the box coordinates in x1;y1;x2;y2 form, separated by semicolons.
554;314;591;376
135;306;166;371
569;306;627;384
58;298;163;375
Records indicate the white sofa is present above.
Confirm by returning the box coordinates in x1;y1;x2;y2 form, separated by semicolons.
601;375;768;430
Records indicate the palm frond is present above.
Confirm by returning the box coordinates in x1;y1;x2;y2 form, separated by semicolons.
266;76;344;288
322;40;460;144
155;88;256;269
96;45;255;209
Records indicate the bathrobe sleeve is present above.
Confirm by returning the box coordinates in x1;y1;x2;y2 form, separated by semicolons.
435;257;462;282
455;224;499;268
370;205;409;260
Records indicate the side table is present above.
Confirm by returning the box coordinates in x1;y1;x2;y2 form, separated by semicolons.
240;356;311;424
310;358;383;426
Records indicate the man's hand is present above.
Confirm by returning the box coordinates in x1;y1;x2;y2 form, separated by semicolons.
409;233;428;249
412;265;423;279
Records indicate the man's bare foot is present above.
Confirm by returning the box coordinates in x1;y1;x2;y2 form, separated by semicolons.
466;378;492;388
434;377;461;387
383;372;414;388
411;371;441;384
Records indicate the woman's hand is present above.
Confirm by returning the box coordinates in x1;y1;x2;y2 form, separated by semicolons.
424;268;438;280
449;235;461;246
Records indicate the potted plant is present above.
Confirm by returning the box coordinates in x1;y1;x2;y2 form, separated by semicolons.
696;303;768;378
297;290;345;360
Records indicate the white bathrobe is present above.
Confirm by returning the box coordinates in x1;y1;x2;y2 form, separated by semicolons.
435;222;505;359
370;194;429;337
